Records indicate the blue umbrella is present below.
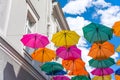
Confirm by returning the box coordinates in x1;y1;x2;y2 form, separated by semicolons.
115;68;120;75
46;70;67;75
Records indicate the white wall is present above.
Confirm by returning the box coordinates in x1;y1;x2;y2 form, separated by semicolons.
0;0;12;35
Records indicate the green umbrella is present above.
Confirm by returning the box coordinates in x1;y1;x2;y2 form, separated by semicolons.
71;76;90;80
82;22;113;43
89;58;115;68
40;62;64;73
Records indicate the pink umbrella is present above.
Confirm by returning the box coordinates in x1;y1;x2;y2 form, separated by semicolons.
21;33;49;48
53;75;70;80
91;68;114;76
56;45;81;60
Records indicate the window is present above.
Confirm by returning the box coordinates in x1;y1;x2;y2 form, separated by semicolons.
24;11;36;54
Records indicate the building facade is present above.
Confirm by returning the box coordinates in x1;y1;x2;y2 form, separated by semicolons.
0;0;69;80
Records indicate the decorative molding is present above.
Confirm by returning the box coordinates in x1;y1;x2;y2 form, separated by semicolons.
0;36;47;80
52;2;70;30
26;0;40;20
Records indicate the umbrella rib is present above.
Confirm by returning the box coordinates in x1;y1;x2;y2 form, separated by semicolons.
89;30;96;43
58;34;65;46
42;49;44;62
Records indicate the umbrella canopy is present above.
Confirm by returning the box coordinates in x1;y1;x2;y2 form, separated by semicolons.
41;62;63;73
115;68;120;75
88;41;114;60
89;58;115;68
53;75;70;80
116;45;120;52
51;30;80;46
116;59;120;66
71;76;90;80
68;69;88;76
62;58;88;75
46;70;67;75
56;45;81;60
115;75;120;80
91;68;114;76
31;48;56;63
112;21;120;36
62;58;85;71
82;22;113;43
92;75;111;80
21;33;49;48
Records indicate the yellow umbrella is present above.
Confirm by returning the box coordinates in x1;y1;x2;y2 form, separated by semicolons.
92;75;111;80
116;45;120;52
112;21;120;36
51;30;80;46
116;59;120;66
31;48;56;63
115;75;120;80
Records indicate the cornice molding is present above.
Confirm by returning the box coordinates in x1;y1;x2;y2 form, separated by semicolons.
53;2;70;30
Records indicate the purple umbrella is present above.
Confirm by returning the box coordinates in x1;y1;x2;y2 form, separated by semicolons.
53;75;70;80
91;68;114;76
56;45;81;60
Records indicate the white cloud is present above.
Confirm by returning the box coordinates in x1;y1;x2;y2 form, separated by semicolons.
97;6;120;27
92;0;111;8
66;16;90;36
62;0;92;15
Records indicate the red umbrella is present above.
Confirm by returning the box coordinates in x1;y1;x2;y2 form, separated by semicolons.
21;33;49;48
56;45;81;60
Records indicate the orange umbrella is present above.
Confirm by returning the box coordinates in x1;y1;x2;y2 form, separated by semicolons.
112;21;120;36
116;59;120;66
62;58;88;76
88;41;114;60
115;75;120;80
31;48;56;63
68;69;88;76
62;58;85;70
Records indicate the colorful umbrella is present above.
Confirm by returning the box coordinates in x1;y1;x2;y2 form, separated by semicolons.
46;70;67;75
68;69;88;76
62;58;85;71
88;41;114;60
31;48;56;63
82;22;113;43
92;75;111;80
71;76;90;80
21;33;49;48
112;21;120;36
115;75;120;80
51;30;80;46
89;58;115;68
53;75;70;80
91;68;114;76
116;59;120;66
62;58;88;75
115;68;120;75
56;45;81;60
116;45;120;52
41;62;63;73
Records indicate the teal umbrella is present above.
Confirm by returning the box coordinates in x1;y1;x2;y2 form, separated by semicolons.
71;76;90;80
82;22;113;43
40;62;64;73
89;58;115;68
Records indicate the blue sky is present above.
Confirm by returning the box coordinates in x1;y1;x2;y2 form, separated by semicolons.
57;0;120;79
